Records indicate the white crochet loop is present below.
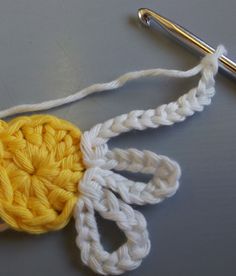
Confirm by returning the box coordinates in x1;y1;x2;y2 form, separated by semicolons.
75;168;151;275
75;46;226;275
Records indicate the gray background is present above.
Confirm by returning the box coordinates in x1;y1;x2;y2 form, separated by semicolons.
0;0;235;275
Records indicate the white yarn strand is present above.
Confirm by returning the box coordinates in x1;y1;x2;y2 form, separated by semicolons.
0;64;203;119
0;46;226;274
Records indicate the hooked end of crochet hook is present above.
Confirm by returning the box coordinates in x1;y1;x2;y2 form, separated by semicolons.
138;8;175;30
137;8;236;78
138;8;151;27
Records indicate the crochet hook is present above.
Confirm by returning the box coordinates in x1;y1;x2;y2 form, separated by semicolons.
138;8;236;78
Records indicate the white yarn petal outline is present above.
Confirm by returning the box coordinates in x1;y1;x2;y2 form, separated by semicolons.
74;168;151;275
103;148;181;205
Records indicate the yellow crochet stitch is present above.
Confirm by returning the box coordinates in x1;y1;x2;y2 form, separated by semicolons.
0;115;85;234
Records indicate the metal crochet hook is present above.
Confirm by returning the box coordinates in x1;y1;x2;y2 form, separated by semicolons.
138;8;236;78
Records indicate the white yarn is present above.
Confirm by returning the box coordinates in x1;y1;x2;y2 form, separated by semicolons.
76;46;226;275
0;56;208;119
0;45;226;275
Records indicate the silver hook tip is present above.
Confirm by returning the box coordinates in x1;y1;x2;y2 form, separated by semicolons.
138;8;151;27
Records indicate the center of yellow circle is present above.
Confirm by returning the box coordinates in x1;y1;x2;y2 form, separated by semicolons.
0;115;85;234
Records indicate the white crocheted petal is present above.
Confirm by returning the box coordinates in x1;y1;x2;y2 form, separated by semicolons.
103;148;181;205
75;169;151;275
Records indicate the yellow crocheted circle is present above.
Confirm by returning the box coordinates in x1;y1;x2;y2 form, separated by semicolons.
0;115;84;234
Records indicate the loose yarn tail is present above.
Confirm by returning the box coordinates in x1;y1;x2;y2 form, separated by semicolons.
0;47;224;119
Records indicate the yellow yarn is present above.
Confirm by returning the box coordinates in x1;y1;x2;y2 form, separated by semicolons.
0;115;85;234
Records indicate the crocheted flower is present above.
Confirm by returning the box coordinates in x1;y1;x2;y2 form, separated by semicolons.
0;47;223;275
0;115;84;233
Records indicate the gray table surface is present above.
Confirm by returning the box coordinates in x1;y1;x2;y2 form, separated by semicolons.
0;1;235;275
